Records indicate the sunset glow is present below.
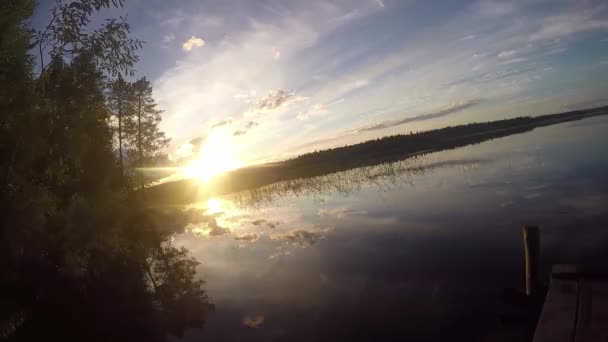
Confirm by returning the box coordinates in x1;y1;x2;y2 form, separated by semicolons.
182;130;242;183
16;0;608;340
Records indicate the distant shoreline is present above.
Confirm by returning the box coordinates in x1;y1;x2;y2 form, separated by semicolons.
145;105;608;205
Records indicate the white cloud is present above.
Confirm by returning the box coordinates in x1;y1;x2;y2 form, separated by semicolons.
182;36;206;51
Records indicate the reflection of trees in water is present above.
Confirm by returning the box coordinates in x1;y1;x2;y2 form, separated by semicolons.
230;154;490;208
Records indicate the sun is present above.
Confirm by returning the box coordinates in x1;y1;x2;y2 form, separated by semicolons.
182;130;242;183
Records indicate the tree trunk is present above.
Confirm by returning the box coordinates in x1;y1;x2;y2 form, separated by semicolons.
138;92;143;165
118;101;123;176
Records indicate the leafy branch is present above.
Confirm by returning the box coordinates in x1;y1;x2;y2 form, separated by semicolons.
34;0;143;79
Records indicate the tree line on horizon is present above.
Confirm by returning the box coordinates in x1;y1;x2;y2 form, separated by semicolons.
285;104;608;169
1;1;209;341
144;105;608;205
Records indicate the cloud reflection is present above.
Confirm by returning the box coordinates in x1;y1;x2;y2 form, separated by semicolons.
190;217;230;238
242;315;265;329
234;233;260;242
271;228;329;247
251;218;280;229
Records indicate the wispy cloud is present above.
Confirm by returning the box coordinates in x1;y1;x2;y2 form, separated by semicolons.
154;0;382;155
244;120;259;128
477;0;516;16
211;118;233;128
500;57;527;65
355;99;482;133
530;14;608;41
189;136;206;146
161;33;175;48
256;89;306;112
232;121;260;136
297;103;328;120
150;0;608;165
252;218;279;229
318;206;367;219
497;49;517;58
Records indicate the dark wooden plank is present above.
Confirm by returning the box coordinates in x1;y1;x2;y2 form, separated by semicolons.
573;280;591;342
533;279;579;342
552;265;584;279
552;265;608;280
574;281;608;342
523;226;540;297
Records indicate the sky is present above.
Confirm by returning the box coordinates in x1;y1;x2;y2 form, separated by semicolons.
33;0;608;166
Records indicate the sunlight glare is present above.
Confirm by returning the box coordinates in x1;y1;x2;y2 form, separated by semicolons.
205;198;223;215
183;130;242;183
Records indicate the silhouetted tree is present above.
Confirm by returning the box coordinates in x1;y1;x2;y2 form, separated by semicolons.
127;77;170;167
0;1;210;340
108;74;135;174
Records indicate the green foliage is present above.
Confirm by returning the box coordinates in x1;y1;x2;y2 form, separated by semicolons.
0;1;209;340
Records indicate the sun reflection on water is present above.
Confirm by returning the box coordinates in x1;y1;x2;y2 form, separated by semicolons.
205;198;224;215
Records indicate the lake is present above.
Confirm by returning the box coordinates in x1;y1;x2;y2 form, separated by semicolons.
173;115;608;341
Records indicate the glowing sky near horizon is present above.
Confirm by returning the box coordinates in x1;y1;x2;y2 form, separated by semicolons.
33;0;608;166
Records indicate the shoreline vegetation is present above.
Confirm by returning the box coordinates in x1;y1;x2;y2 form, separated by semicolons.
1;1;209;340
146;105;608;205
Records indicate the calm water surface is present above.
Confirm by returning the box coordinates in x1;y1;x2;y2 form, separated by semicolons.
174;116;608;341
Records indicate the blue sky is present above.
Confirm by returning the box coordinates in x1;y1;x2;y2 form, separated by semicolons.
33;0;608;165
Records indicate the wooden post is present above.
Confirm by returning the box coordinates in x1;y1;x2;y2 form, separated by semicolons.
523;226;540;297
